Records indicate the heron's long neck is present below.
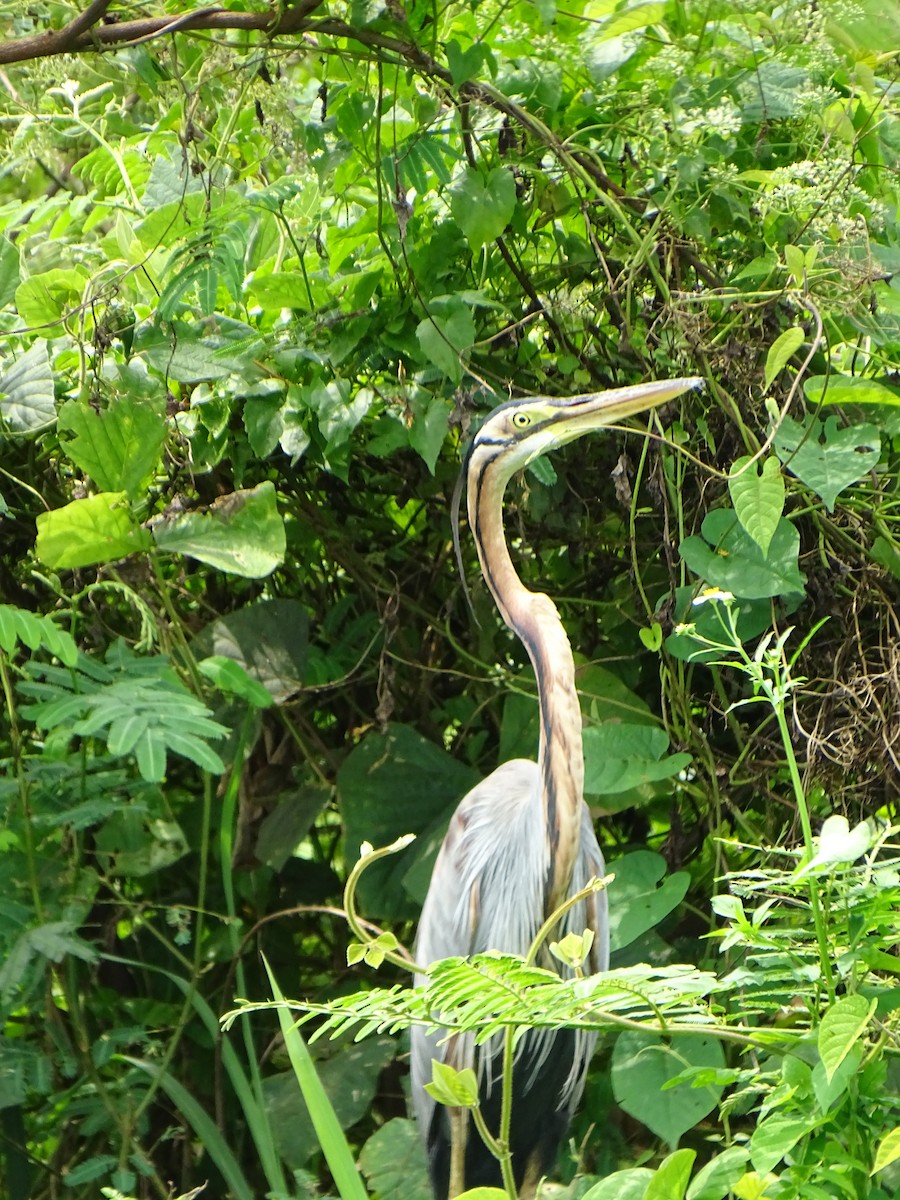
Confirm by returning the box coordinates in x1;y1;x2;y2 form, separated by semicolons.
471;474;584;910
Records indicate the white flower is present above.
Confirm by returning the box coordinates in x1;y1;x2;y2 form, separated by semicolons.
692;588;735;606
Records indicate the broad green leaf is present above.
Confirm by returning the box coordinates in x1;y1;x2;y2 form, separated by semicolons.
607;852;690;951
679;508;806;599
244;390;287;457
604;2;665;39
58;394;166;498
407;391;451;473
95;810;189;876
35;492;152;569
449;167;517;252
872;535;900;580
727;456;785;556
264;1035;396;1167
686;1147;751;1200
731;1173;775;1200
805;373;900;408
445;39;493;85
246;270;312;309
639;621;663;651
581;1169;654;1200
665;585;796;662
811;1042;862;1114
358;1119;431;1200
0;234;19;307
645;1149;696;1200
738;61;808;121
583;722;690;797
783;245;805;287
749;1114;815;1175
255;785;330;871
611;1031;725;1148
456;1191;508;1200
773;413;880;512
198;655;274;708
14;267;89;334
192;598;308;704
871;1127;900;1175
818;994;875;1082
301;380;371;448
134;316;264;384
416;307;475;383
0;338;55;431
153;481;286;577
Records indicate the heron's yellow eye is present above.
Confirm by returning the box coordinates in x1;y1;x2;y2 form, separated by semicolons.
512;411;531;429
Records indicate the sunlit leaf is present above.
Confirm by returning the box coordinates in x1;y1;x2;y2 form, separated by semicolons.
14;267;89;334
449;167;516;252
153;481;286;577
58;394;166;497
872;1127;900;1175
0;338;55;431
36;492;152;569
818;994;875;1082
645;1149;696;1200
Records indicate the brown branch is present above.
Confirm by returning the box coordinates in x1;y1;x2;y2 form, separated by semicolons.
0;3;323;65
55;0;114;51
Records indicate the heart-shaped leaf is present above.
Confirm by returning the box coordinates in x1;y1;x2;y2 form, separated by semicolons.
774;413;880;512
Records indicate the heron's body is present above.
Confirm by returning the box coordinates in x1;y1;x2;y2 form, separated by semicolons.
410;378;701;1200
412;762;607;1197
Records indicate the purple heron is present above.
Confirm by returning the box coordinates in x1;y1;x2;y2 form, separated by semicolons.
411;377;702;1199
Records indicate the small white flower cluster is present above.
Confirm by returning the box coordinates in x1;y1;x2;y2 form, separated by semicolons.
755;158;886;239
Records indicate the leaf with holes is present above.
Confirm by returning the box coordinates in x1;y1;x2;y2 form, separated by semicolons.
774;413;880;512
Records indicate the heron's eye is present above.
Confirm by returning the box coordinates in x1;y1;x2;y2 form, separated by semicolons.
512;411;531;429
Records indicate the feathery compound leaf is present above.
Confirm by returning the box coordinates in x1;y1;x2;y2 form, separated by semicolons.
20;642;227;781
231;958;726;1050
0;605;77;666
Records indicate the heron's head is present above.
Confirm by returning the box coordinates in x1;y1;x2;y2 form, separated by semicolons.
469;376;704;480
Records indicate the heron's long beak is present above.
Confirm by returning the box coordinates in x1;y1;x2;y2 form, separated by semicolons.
548;376;704;445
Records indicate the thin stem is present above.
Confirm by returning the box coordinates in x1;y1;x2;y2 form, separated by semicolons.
772;704;836;1003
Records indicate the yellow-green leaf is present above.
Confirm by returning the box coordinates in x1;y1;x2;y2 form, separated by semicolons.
871;1126;900;1175
36;492;151;569
764;326;805;391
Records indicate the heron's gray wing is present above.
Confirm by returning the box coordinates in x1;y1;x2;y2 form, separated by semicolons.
410;760;543;1137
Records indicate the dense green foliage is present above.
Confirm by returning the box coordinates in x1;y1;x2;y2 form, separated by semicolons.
1;0;900;1197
